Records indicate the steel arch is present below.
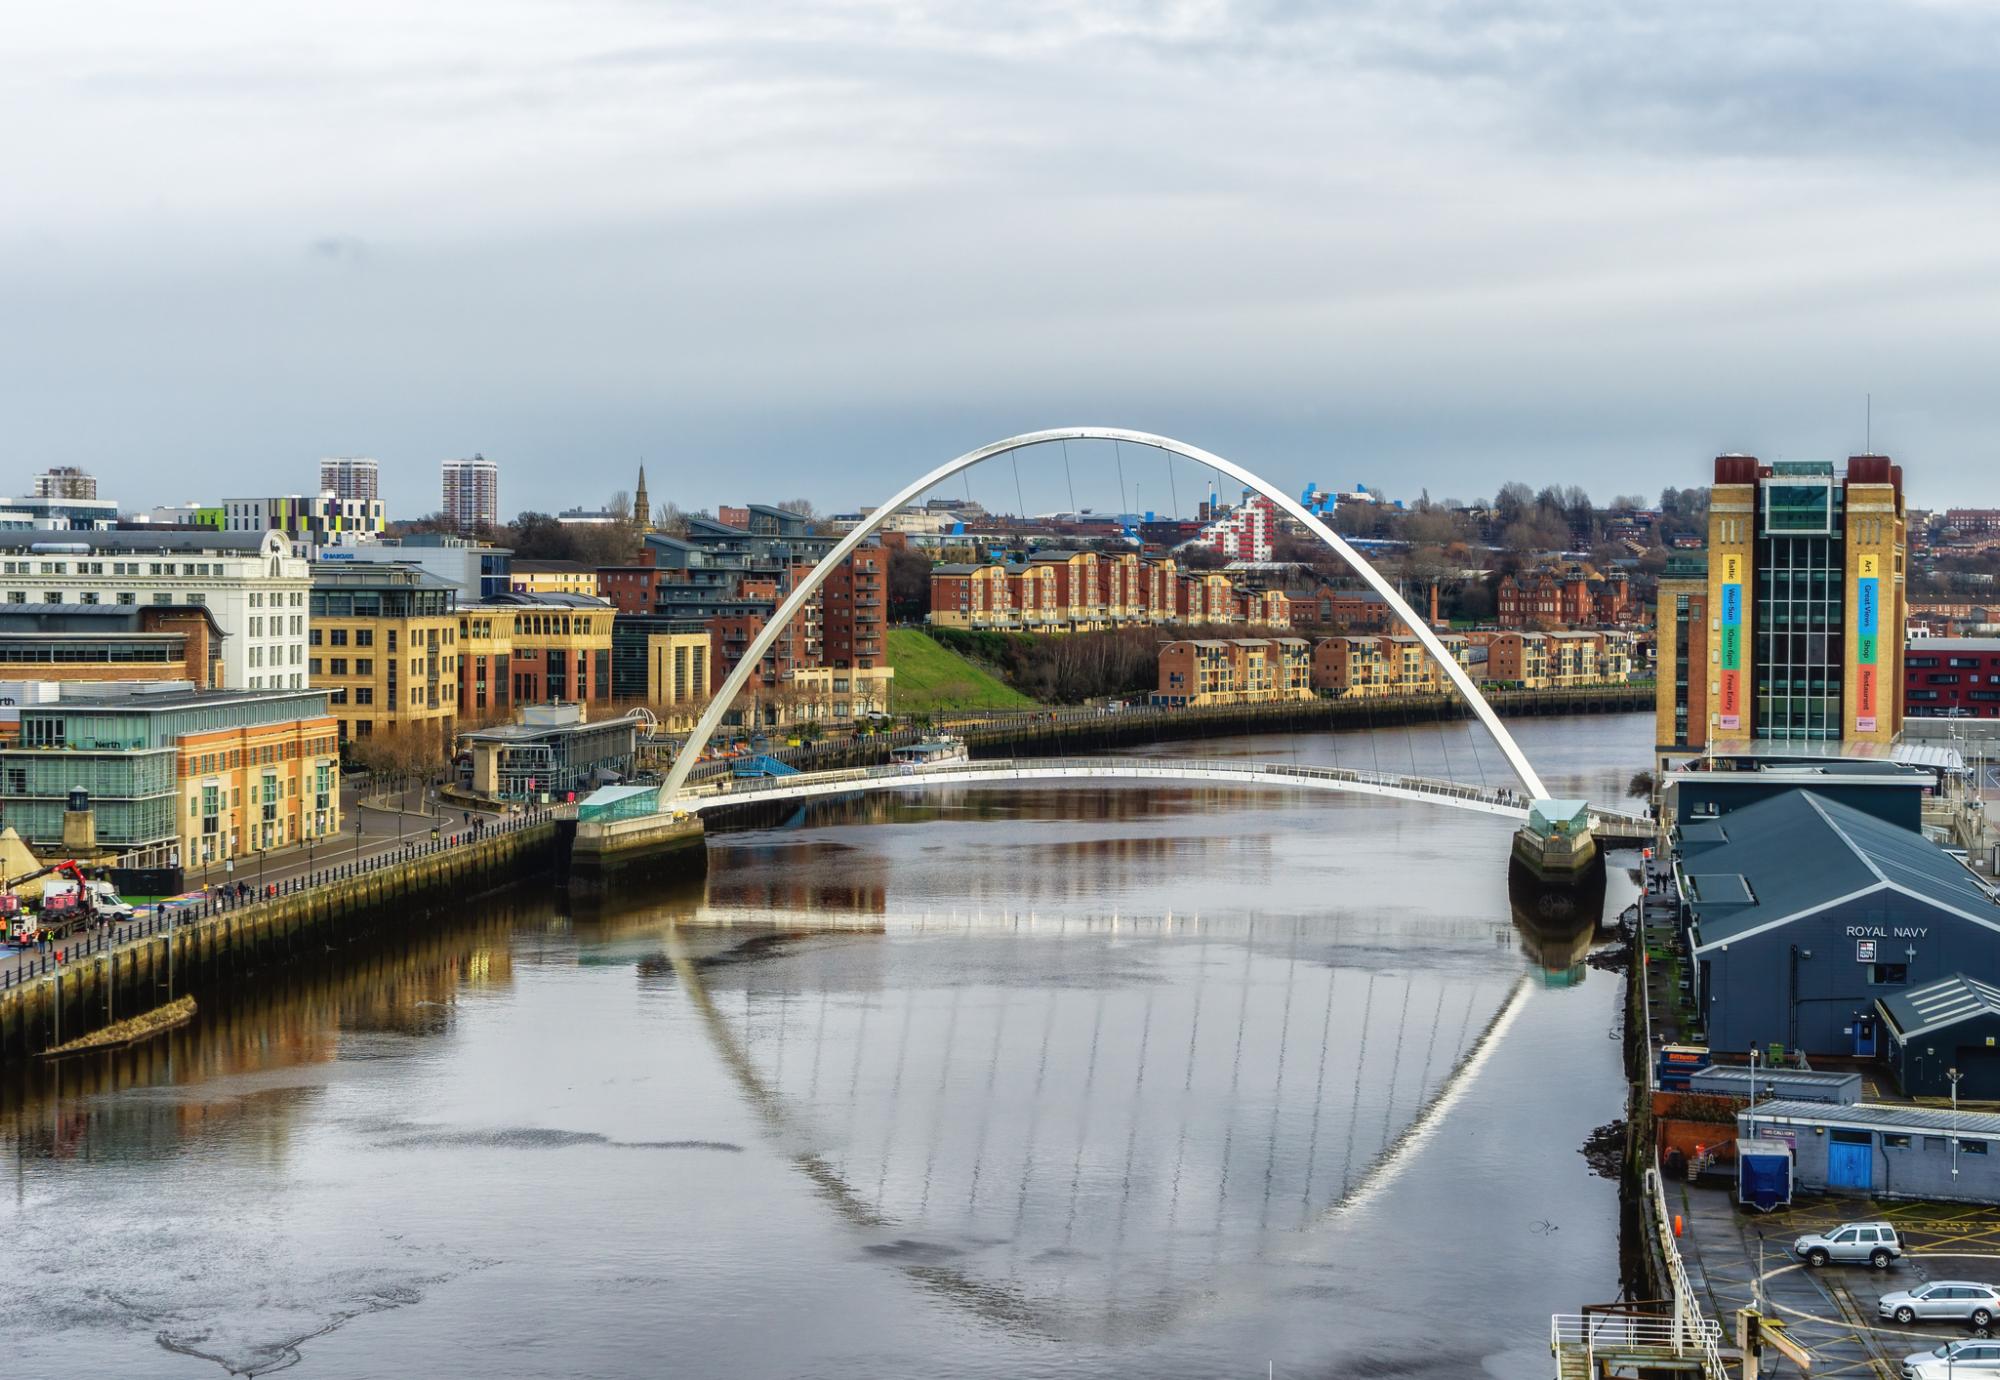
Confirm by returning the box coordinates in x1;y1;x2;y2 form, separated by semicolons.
657;428;1550;805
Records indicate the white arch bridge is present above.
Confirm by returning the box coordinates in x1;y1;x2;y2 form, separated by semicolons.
589;757;1653;846
571;425;1653;857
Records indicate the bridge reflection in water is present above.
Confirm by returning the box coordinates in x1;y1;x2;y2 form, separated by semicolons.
662;906;1531;1341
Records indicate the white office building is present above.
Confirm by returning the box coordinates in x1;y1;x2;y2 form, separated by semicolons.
0;530;310;690
220;493;386;546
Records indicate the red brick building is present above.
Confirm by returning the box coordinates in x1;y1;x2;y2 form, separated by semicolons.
1905;638;2000;718
1496;560;1634;629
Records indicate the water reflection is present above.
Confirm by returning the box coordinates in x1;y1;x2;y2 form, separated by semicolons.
663;909;1529;1343
0;716;1651;1380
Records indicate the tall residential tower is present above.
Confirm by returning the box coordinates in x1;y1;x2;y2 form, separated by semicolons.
319;457;380;503
442;454;500;531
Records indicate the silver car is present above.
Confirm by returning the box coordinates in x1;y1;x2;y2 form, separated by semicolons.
1795;1220;1902;1269
1882;1281;2000;1327
1903;1338;2000;1378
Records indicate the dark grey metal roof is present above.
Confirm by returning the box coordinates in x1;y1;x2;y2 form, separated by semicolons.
1741;1099;2000;1137
1686;791;2000;950
0;530;272;553
1879;973;2000;1040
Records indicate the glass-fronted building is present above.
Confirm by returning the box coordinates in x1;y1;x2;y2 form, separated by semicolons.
0;684;340;862
1674;453;1907;759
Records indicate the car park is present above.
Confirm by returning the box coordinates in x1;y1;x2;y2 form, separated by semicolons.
1881;1282;2000;1327
1903;1338;2000;1377
1795;1221;1902;1269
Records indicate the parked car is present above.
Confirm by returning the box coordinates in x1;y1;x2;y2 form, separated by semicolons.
1882;1281;2000;1327
1903;1338;2000;1377
1795;1221;1901;1269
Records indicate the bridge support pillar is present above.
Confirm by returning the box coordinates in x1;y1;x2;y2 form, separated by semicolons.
567;810;707;895
1509;798;1601;887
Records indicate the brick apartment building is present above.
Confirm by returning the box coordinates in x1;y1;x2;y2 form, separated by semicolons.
1905;638;2000;718
930;550;1291;633
1153;637;1313;707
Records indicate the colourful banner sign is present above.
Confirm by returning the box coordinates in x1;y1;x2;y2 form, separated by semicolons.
1719;553;1743;731
1857;552;1879;733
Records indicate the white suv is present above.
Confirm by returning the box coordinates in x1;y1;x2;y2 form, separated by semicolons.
1795;1221;1901;1269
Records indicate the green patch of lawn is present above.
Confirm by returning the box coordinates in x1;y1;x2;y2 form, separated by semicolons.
887;629;1038;712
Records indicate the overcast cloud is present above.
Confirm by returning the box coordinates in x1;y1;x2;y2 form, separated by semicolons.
4;0;1999;517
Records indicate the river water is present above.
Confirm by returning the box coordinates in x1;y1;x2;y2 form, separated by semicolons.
1;713;1650;1379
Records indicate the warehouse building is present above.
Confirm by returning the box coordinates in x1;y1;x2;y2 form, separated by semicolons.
1683;790;2000;1056
1878;974;2000;1101
1739;1101;2000;1202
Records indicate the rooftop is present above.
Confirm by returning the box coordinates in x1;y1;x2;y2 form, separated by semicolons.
20;683;326;713
1879;973;2000;1041
465;591;613;610
1684;792;2000;951
1741;1099;2000;1138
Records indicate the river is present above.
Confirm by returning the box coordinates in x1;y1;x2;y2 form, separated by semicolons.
0;712;1651;1379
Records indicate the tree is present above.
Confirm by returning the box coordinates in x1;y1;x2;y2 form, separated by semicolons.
1627;769;1657;800
653;502;696;537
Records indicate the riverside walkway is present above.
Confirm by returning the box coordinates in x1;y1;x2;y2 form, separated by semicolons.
0;807;558;994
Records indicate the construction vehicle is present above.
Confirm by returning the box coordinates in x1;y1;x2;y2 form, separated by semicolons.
3;859;133;944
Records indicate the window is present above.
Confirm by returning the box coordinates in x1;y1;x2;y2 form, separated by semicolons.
1885;1134;1912;1149
1963;1139;1989;1155
329;629;348;646
1870;963;1909;985
355;628;374;647
354;687;373;705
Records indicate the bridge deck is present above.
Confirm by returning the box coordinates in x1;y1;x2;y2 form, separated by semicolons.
640;756;1652;838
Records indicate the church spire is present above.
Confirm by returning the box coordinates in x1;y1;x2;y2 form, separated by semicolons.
634;463;652;534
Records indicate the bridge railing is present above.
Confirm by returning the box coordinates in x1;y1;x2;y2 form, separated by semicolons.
680;756;1533;811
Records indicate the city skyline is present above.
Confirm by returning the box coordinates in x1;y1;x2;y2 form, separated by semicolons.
9;2;2000;515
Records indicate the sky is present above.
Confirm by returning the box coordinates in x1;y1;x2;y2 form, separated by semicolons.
6;0;2000;520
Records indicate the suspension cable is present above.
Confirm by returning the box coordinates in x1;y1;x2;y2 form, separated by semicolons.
1060;438;1078;513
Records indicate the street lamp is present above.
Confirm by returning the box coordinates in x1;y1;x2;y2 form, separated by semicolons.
1748;1045;1761;1126
1951;1066;1964;1178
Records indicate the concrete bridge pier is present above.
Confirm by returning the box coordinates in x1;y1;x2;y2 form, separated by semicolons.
566;809;707;896
1510;798;1604;887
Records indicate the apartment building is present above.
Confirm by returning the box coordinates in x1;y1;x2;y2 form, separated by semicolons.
0;529;308;690
1904;638;2000;718
1153;637;1313;708
1192;493;1279;561
33;467;97;500
0;684;339;865
309;562;460;746
930;551;1290;633
319;457;380;503
442;455;500;531
1310;634;1461;697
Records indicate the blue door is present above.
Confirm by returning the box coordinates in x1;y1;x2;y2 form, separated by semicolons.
1854;1016;1878;1058
1827;1135;1874;1192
